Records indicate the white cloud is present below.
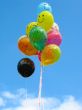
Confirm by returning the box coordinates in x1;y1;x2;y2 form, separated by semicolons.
0;97;5;107
2;91;16;99
0;89;82;110
54;96;82;110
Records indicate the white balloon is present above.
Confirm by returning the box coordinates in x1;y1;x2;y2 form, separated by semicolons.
53;22;59;31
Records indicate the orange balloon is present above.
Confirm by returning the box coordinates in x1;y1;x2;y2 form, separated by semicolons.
41;44;61;66
18;35;38;56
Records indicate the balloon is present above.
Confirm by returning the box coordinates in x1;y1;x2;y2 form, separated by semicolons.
38;51;41;61
53;23;59;31
29;26;47;51
18;35;38;56
37;2;52;14
37;11;54;31
47;23;59;33
17;58;35;78
26;22;38;35
41;44;61;66
47;28;62;46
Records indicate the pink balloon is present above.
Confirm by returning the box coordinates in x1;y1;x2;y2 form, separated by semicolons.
47;28;62;46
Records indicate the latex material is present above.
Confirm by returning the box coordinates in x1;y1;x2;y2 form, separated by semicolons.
18;35;38;56
26;22;38;35
37;2;52;14
29;26;47;51
41;44;61;66
17;58;35;77
38;51;41;61
37;11;54;31
53;22;59;31
47;23;59;33
47;28;62;46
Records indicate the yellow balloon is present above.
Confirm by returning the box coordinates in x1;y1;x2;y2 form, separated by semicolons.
18;35;38;56
26;22;38;35
37;11;54;31
41;44;61;66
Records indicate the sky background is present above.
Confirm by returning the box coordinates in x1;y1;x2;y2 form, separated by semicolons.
0;0;82;109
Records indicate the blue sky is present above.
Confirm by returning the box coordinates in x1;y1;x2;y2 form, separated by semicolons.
0;0;82;109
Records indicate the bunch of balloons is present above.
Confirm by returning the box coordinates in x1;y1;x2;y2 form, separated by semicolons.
17;2;62;77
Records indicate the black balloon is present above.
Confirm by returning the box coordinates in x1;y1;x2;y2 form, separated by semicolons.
17;58;35;77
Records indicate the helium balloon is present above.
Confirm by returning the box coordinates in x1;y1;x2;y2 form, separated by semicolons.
37;11;54;31
29;26;47;51
18;35;38;56
26;22;38;35
52;22;59;31
17;58;35;78
38;51;41;61
47;22;59;33
41;44;61;66
37;2;52;14
47;28;62;46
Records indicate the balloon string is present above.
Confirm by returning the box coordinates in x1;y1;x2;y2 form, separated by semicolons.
25;79;28;105
38;65;43;110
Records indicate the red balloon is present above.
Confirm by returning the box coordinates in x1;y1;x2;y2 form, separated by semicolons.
38;51;42;61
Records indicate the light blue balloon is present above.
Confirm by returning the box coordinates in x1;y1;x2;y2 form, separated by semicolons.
37;2;52;15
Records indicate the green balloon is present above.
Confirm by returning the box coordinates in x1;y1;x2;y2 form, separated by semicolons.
29;26;47;51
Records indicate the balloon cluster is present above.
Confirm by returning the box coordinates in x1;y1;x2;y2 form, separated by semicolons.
17;2;62;77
